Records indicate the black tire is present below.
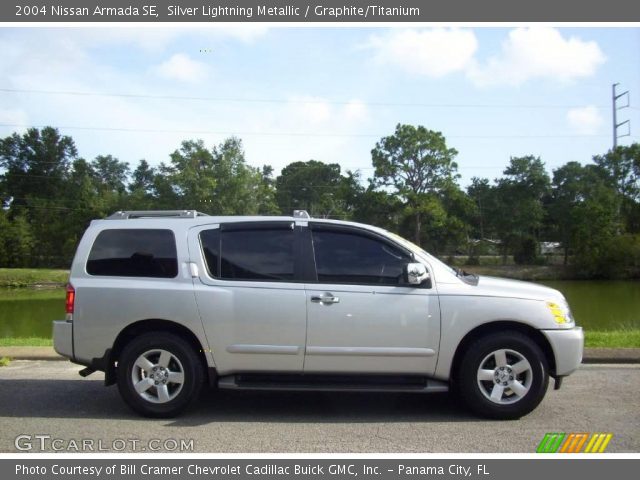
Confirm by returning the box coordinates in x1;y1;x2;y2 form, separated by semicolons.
457;331;549;420
117;332;204;418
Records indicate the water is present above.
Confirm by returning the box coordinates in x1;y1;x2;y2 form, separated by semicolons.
540;280;640;331
0;280;639;339
0;288;65;339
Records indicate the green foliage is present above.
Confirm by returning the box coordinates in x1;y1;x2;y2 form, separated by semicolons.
513;236;539;265
0;357;11;367
275;160;361;218
372;124;459;245
0;125;639;280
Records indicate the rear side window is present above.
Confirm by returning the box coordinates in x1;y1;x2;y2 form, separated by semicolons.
312;229;411;285
87;229;178;278
200;224;295;281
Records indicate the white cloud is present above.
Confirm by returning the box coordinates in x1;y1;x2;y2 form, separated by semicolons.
366;27;605;88
155;54;210;83
467;27;606;87
566;106;604;135
368;28;478;77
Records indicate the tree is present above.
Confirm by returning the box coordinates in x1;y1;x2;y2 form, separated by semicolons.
372;124;459;245
549;162;620;273
593;144;640;233
0;127;77;209
493;156;550;263
255;165;280;215
128;159;157;210
166;137;267;215
92;155;130;195
467;177;496;240
167;139;216;209
275;160;361;218
208;137;263;215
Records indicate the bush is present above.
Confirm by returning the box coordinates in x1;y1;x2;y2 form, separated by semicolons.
573;234;640;279
513;236;539;265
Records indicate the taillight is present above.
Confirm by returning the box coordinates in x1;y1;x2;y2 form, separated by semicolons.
65;284;75;318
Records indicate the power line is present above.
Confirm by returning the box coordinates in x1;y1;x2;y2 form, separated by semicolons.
0;87;617;110
0;123;625;140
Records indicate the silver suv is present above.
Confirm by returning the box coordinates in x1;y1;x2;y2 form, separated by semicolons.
53;210;583;419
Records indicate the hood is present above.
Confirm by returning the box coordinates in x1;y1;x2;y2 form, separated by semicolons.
474;275;565;303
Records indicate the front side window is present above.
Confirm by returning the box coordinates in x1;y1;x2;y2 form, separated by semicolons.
87;229;178;278
200;224;295;281
311;228;411;285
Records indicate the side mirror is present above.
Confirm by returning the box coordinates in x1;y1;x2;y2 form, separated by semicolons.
404;263;429;285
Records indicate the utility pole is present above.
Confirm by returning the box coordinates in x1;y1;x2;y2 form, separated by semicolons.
612;83;630;149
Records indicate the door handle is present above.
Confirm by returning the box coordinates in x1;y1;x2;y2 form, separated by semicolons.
310;293;340;304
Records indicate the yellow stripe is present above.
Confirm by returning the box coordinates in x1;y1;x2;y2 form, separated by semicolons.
591;434;606;453
584;434;598;453
598;434;613;453
573;434;589;453
560;434;574;453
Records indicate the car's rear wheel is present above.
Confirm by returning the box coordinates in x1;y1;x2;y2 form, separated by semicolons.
117;332;203;417
457;331;549;419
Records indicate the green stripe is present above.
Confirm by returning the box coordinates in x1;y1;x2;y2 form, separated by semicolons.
537;433;554;453
548;433;566;453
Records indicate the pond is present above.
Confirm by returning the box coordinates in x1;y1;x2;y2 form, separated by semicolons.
0;280;639;340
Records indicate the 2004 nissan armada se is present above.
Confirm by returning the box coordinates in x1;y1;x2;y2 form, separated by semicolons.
53;210;583;419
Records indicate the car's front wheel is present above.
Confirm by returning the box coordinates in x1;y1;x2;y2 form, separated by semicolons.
457;331;549;419
117;332;204;417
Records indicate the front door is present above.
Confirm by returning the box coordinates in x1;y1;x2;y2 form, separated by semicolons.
304;225;440;375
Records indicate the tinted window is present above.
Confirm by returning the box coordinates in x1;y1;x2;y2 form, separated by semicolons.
312;229;411;285
219;226;295;281
199;229;220;278
87;229;178;278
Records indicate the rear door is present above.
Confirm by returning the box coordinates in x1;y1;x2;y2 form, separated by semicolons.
303;224;441;375
189;221;307;375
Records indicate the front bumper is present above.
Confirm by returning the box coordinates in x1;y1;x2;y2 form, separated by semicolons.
53;320;74;360
542;327;584;376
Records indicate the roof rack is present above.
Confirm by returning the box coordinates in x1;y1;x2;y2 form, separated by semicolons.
106;210;209;220
293;210;310;219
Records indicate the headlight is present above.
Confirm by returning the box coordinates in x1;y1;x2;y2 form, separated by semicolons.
546;301;574;325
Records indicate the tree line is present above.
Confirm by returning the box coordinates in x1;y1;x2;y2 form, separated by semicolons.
1;125;639;278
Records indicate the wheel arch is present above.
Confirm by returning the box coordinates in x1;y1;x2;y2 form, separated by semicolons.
449;321;556;384
104;319;213;386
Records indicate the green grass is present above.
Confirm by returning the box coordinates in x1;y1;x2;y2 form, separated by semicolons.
0;337;53;347
0;268;68;288
0;356;11;367
584;329;640;348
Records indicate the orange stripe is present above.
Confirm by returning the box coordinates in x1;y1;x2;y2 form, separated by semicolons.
572;434;589;453
560;434;575;453
566;434;579;453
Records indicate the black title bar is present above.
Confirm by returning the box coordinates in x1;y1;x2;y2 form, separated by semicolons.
3;0;640;22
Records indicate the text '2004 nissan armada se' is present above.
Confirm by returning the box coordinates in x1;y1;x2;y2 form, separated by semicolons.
53;210;583;419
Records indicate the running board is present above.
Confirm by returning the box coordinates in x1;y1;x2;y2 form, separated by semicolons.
217;374;449;393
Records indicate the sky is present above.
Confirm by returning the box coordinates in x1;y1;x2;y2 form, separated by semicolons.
0;26;639;187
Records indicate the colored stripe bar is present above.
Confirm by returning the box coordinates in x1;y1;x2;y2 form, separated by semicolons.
572;433;589;453
598;434;613;453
